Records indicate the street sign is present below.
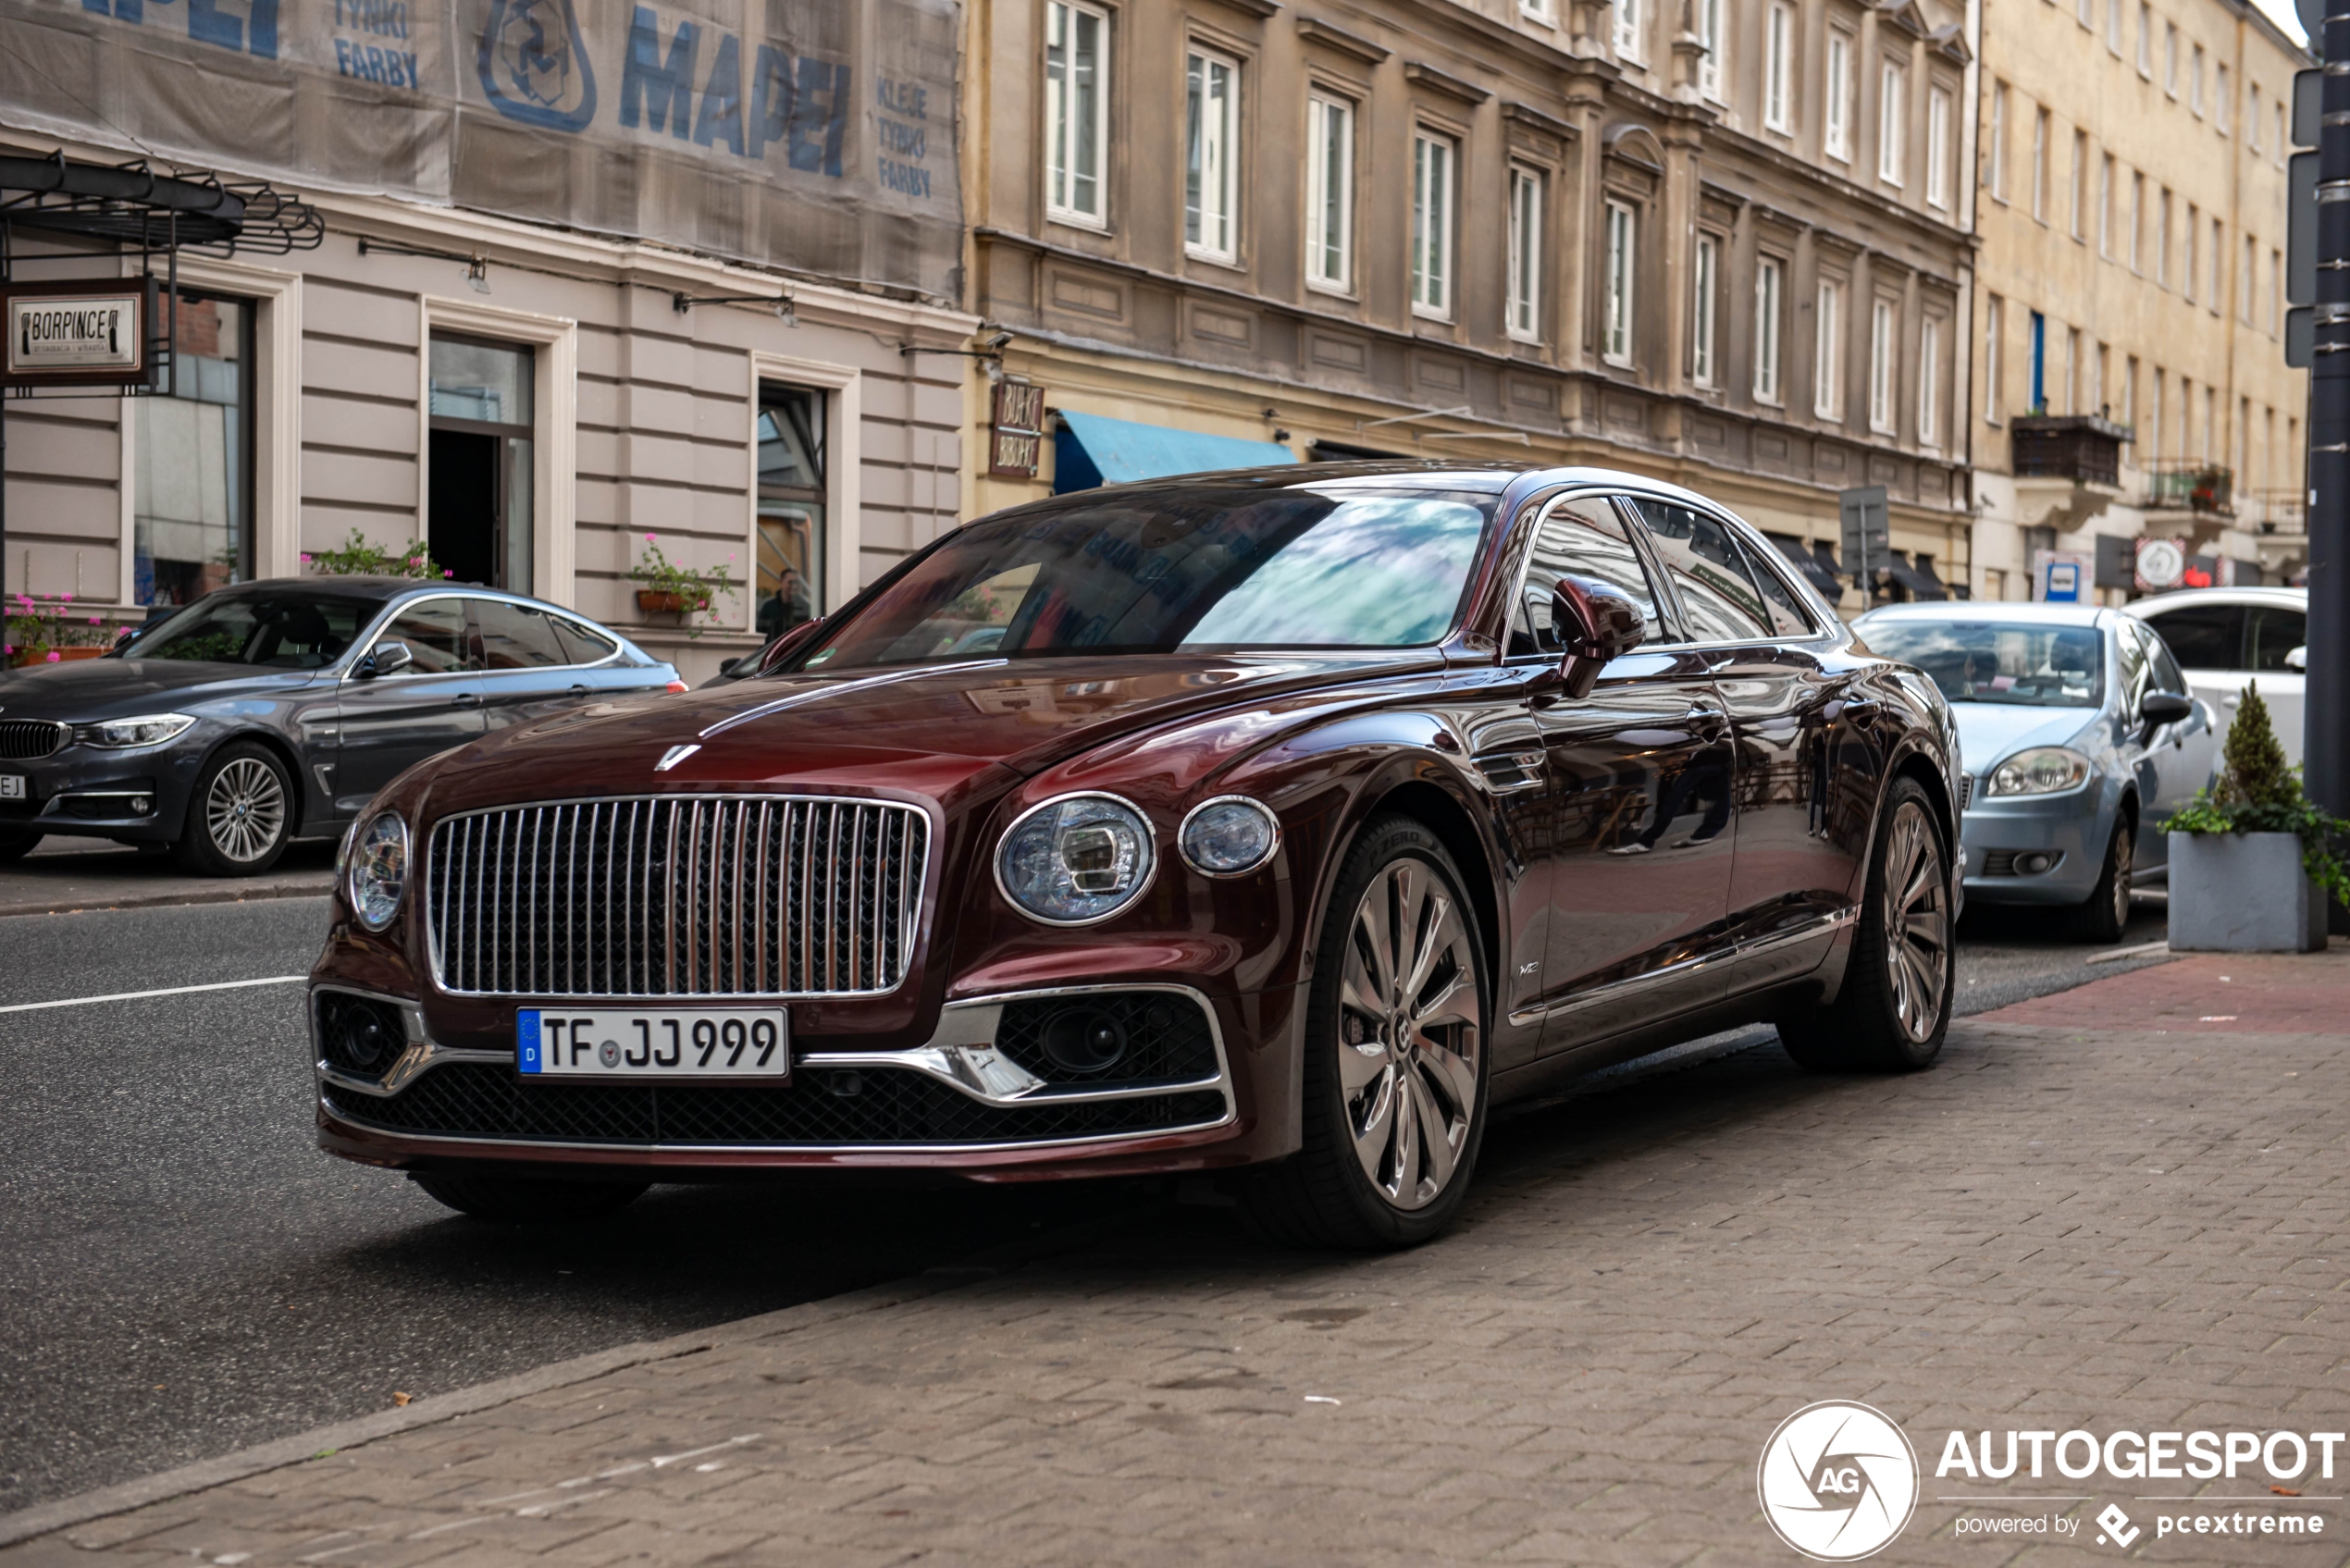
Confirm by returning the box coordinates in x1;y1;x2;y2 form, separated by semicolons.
2296;65;2321;147
2298;0;2323;54
988;379;1045;479
2290;304;2315;368
1838;485;1888;562
2291;149;2318;307
2134;537;2190;592
2035;553;2087;603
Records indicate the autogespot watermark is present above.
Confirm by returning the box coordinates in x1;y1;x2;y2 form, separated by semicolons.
1760;1403;2343;1558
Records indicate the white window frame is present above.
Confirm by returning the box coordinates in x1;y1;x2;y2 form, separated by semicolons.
1521;0;1557;21
1926;86;1951;209
2164;22;2178;96
1697;0;1725;102
1692;231;1720;388
746;351;862;627
2210;217;2225;316
2130;170;2144;271
2217;63;2230;132
1764;4;1794;133
420;295;581;608
1877;59;1905;185
1919;315;1941;446
1868;296;1897;434
1615;0;1644;63
1754;256;1785;403
1984;294;2003;426
1304;93;1354;294
2243;233;2257;322
1602;198;1637;366
1987;81;2008;200
1183;44;1240;263
2136;4;2152;74
2097;154;2113;254
2250;83;2263;150
1410;130;1457;320
2031;106;2048;221
2190;43;2205;116
1825;32;1853;159
1044;0;1111;228
2070;129;2087;240
2107;0;2123;53
1508;166;1544;342
1814;278;1843;420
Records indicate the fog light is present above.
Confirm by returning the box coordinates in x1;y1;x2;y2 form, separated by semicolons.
130;796;154;816
1042;1006;1128;1074
2017;852;2054;875
317;993;405;1077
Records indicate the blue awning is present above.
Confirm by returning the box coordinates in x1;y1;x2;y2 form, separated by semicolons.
1053;410;1298;493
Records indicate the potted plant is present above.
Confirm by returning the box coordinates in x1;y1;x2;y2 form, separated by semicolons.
2164;682;2348;952
303;529;454;580
6;593;118;667
629;534;737;635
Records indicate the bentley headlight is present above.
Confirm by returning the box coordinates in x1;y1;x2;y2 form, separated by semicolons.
1987;747;2092;796
346;810;409;932
1179;796;1280;877
996;793;1156;925
77;712;194;749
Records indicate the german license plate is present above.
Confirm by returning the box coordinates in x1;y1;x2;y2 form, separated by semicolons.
517;1007;789;1080
0;775;23;800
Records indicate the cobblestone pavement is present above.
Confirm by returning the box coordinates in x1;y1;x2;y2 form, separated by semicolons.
5;952;2346;1566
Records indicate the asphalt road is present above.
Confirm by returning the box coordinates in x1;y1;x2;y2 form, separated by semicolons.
0;892;2173;1515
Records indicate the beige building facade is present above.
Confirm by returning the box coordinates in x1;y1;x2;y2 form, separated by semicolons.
1968;0;2308;601
958;0;1981;609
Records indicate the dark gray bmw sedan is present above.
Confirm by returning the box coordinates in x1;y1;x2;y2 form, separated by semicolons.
0;578;681;874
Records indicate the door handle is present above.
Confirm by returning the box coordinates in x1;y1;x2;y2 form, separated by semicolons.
570;685;589;695
451;693;481;709
1840;697;1883;726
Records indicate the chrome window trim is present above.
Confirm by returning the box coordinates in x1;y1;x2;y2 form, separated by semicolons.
422;792;934;1000
338;589;639;683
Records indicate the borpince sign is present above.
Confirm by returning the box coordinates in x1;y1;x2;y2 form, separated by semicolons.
1;277;159;390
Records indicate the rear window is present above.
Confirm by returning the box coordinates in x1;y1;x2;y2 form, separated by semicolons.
1860;620;2106;708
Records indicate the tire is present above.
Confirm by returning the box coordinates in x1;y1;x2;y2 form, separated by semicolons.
1241;814;1491;1250
1779;778;1955;1073
0;830;40;863
172;741;294;876
411;1171;649;1224
2064;820;2134;945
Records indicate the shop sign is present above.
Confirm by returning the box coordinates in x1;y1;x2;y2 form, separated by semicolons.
2134;537;2189;593
1;278;158;389
990;380;1045;479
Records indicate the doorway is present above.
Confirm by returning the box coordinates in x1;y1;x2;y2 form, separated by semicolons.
427;336;533;588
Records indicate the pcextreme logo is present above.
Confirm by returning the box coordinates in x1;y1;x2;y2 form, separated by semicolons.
1758;1401;1922;1561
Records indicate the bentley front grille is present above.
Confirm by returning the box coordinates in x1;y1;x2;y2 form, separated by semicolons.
427;796;928;998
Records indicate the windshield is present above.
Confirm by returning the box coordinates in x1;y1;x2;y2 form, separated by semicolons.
797;487;1496;673
1861;620;2107;708
128;592;370;669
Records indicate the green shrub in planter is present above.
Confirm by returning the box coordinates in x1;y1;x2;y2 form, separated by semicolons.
2163;683;2345;952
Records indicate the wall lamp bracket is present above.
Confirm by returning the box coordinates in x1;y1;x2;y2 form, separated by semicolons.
673;291;796;324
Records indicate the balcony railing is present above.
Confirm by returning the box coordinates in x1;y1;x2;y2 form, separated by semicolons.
2142;460;2234;515
2010;414;2131;487
2244;488;2307;536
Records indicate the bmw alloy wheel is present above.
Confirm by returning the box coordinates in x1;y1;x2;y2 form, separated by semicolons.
1337;858;1483;1211
1880;799;1950;1044
206;756;288;864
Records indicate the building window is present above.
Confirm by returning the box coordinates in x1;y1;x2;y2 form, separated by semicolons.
2070;130;2087;240
2217;63;2230;131
1615;0;1643;61
755;384;826;636
2164;22;2177;96
1868;297;1897;434
2107;0;2123;52
1825;32;1853;158
2097;154;2113;254
1927;86;1952;207
1305;94;1353;292
1045;0;1109;226
2090;340;2106;415
427;335;534;591
1755;256;1785;402
2243;233;2257;322
2190;44;2205;116
1602;198;1636;365
1987;81;2008;199
1814;279;1842;420
2210;218;2225;315
136;291;254;606
2273;248;2284;334
2028;309;2046;413
1411;130;1456;318
2250;83;2263;149
1984;294;2003;425
1521;0;1555;20
2064;326;2079;414
1919;315;1940;446
2031;106;2048;221
2122;353;2138;431
2275;103;2287;166
1877;61;1906;185
1765;4;1794;133
1698;0;1725;101
2076;0;2092;27
2129;171;2145;270
1508;167;1544;341
2158;188;2172;284
1692;232;1720;387
1184;47;1239;262
2136;3;2151;75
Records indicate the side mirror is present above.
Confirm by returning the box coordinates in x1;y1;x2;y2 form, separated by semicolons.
358;640;414;680
2286;645;2307;672
754;615;826;677
2139;690;2195;729
1543;575;1646;701
113;626;138;647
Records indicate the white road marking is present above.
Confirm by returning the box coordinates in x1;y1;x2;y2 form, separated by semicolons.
0;975;307;1015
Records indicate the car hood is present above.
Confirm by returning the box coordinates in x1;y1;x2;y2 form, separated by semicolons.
1949;702;2100;777
0;657;317;719
414;652;1439;815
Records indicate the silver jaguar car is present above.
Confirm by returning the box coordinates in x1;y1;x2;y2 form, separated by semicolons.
1854;602;2217;941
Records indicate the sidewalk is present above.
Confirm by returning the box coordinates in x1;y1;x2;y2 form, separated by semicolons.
5;949;2346;1566
0;836;333;919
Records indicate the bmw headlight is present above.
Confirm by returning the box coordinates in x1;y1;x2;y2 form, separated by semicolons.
996;793;1157;925
1179;796;1280;877
345;810;409;932
76;712;195;749
1988;747;2092;796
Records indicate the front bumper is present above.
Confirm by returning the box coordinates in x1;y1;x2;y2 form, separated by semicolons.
312;980;1290;1179
1958;789;2106;905
0;738;190;843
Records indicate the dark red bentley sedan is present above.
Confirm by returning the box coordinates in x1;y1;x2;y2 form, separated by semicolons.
313;463;1964;1249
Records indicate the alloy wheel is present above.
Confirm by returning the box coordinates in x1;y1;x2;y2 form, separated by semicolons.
1337;858;1482;1211
2109;827;2134;930
1880;800;1950;1044
206;757;287;864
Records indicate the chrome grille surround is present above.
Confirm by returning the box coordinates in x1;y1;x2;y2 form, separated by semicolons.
0;720;68;761
426;795;930;999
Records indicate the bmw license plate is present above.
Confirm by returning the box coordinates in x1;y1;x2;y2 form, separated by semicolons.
0;775;23;800
517;1007;789;1080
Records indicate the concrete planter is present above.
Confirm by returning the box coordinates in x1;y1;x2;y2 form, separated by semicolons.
2167;831;2327;952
